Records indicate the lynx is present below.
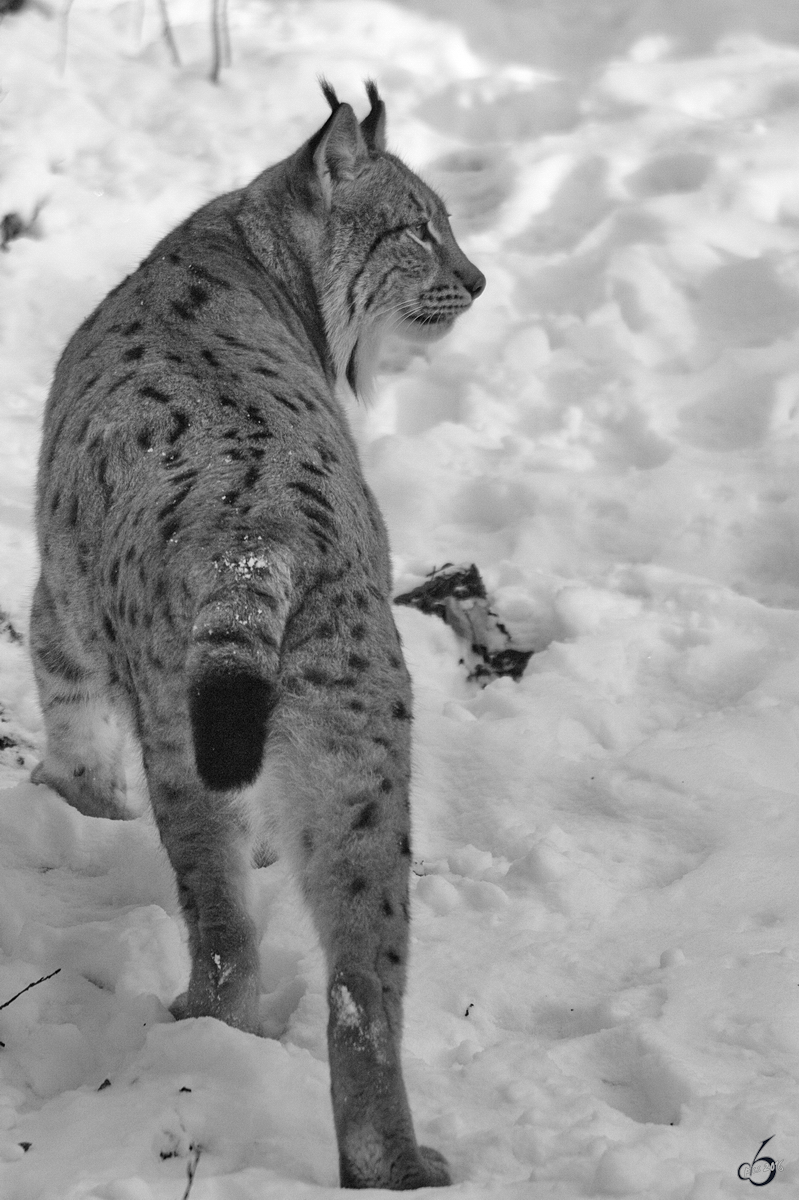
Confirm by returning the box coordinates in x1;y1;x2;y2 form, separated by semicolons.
30;82;484;1189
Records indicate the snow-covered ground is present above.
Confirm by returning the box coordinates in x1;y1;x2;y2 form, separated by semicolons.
2;1;799;1196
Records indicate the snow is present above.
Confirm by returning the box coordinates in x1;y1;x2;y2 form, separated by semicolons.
2;0;799;1195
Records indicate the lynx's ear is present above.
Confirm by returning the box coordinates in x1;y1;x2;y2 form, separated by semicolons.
312;102;368;207
361;79;386;152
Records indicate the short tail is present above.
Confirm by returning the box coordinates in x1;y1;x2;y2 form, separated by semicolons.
187;584;286;791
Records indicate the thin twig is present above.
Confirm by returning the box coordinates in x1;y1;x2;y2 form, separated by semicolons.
219;0;230;68
209;0;221;84
181;1144;202;1200
0;968;61;1013
209;0;230;83
157;0;180;66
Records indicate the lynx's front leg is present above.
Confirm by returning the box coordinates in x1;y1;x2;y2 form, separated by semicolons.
29;576;131;819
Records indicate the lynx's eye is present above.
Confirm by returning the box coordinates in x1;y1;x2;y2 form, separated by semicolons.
405;221;437;249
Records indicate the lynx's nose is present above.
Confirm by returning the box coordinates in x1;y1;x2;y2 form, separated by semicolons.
461;263;486;299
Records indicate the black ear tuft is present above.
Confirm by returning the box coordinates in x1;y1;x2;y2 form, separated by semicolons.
320;77;340;112
361;78;386;153
365;79;380;109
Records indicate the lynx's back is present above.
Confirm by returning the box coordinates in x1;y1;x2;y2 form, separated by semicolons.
31;83;483;1191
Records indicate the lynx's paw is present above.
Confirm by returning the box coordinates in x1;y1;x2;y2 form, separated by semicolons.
340;1140;452;1190
31;759;131;820
169;944;261;1036
417;1146;451;1186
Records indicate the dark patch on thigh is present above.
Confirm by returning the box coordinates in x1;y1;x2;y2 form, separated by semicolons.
168;410;190;443
33;639;86;683
245;405;272;433
304;666;332;686
188;263;232;290
316;441;339;468
351;801;378;831
107;370;137;396
170;467;199;485
158;481;194;520
345;349;357;393
96;455;113;508
300;460;327;479
274;393;301;415
171;299;197;321
288;481;334;511
139;384;172;404
160;515;181;541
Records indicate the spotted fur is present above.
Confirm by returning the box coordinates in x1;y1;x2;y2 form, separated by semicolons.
30;83;483;1190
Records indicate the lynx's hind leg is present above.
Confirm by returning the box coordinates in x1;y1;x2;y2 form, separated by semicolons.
140;678;262;1034
29;576;131;820
267;646;451;1190
148;764;262;1034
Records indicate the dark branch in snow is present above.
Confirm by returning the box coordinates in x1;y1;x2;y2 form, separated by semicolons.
209;0;230;84
158;0;181;67
0;968;62;1014
395;564;534;684
181;1144;202;1200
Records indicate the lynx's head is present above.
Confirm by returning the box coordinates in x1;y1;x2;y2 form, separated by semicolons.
289;81;485;396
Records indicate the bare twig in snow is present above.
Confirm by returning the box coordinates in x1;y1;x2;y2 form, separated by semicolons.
181;1144;202;1200
209;0;230;83
219;0;231;68
0;968;61;1013
158;0;180;66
